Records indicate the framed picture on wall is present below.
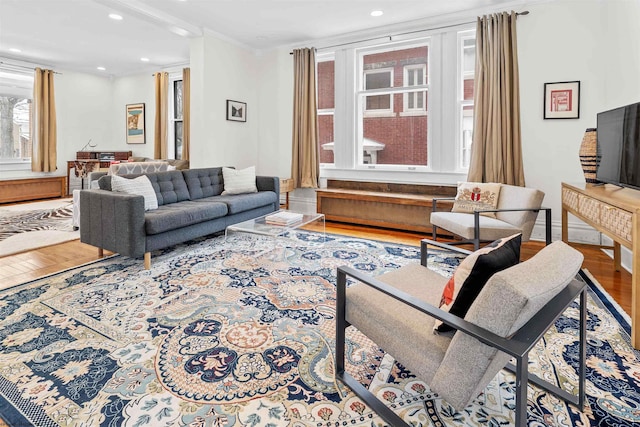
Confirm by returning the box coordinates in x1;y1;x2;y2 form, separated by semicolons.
226;100;247;122
543;81;580;119
126;103;146;143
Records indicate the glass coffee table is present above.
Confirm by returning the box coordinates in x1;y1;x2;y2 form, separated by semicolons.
225;210;325;242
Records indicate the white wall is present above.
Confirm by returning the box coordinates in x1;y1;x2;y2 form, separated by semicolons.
0;71;114;180
0;70;156;187
256;48;294;178
189;32;259;170
252;0;640;231
519;0;607;242
111;73;156;159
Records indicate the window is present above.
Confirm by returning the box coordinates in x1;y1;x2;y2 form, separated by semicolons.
459;32;476;169
168;75;183;160
358;43;429;166
0;69;33;166
317;56;335;165
363;68;393;115
318;26;475;182
403;64;427;113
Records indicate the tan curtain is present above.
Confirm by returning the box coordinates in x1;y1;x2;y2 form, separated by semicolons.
154;72;169;159
31;68;57;172
467;12;525;186
181;67;190;161
291;48;319;189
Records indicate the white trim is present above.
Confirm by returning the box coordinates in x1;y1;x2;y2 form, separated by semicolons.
403;64;427;112
362;68;394;114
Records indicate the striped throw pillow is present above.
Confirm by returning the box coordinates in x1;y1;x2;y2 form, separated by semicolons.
222;166;258;195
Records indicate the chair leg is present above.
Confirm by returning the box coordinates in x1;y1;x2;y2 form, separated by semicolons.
144;252;151;270
473;212;480;251
336;269;347;376
578;289;587;407
432;225;438;242
545;208;552;245
514;354;529;427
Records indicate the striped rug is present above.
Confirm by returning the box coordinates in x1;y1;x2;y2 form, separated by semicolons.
0;198;78;257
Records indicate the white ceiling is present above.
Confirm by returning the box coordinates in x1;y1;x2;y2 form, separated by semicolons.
0;0;522;76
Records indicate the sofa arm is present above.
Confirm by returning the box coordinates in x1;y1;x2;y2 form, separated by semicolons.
256;176;280;194
79;189;147;258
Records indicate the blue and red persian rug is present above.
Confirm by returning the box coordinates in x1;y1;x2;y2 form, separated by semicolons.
0;232;638;426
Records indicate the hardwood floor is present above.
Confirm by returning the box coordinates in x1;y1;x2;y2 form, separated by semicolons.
0;221;632;315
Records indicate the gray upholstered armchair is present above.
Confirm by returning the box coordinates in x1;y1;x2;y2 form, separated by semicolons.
430;184;551;250
336;239;586;426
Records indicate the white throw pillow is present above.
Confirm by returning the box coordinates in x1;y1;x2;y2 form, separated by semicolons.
222;166;258;195
111;175;158;211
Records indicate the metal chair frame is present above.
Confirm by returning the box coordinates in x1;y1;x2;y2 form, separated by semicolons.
431;196;553;250
335;239;586;427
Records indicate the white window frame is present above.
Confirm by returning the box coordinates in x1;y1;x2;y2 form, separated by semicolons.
362;68;394;117
320;25;474;185
402;64;427;116
317;53;336;166
458;30;476;170
0;69;33;170
356;40;430;169
167;72;182;160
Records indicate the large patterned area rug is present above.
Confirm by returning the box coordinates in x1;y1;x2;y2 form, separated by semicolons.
0;232;638;426
0;198;77;257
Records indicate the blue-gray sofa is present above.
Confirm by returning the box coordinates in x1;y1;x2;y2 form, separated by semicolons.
79;167;279;269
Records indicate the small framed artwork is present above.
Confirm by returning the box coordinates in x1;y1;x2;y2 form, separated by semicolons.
226;100;247;122
126;103;146;144
544;81;580;119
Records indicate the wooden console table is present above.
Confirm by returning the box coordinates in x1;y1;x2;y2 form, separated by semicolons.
66;150;131;195
561;182;640;347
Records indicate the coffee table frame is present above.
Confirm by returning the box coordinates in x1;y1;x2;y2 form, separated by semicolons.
225;210;325;241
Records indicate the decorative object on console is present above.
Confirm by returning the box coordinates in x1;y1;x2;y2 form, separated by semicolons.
543;80;580;119
126;103;146;144
73;160;98;189
226;99;247;122
579;127;600;183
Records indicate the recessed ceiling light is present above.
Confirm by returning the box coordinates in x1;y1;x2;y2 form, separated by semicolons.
97;66;106;71
9;48;21;53
140;57;150;62
108;13;123;20
370;10;383;17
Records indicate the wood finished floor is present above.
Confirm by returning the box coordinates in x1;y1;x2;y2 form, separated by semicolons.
0;220;632;315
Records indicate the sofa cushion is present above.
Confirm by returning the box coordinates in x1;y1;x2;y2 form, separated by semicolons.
183;168;225;200
222;166;258;195
145;171;190;206
204;191;279;214
110;175;158;211
144;200;228;235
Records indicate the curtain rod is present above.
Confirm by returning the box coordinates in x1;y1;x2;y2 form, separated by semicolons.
0;61;61;74
290;10;529;54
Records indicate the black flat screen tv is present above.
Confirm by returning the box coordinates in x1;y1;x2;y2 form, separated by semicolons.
596;101;640;191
